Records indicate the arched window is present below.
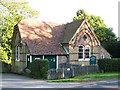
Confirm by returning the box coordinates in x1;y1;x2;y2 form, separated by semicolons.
78;45;90;60
78;45;84;59
16;46;20;61
85;46;90;58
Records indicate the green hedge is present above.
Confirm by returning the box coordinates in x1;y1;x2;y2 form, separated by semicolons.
0;61;11;73
29;59;49;79
98;58;120;72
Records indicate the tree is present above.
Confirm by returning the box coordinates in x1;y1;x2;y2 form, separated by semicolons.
73;9;107;28
73;9;116;48
94;27;116;48
0;0;39;64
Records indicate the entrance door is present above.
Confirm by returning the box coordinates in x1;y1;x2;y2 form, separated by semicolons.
44;55;56;69
27;55;30;68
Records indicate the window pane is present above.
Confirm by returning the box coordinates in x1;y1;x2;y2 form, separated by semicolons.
85;53;89;58
85;47;90;58
79;53;83;58
78;46;83;59
83;35;87;41
79;46;83;51
16;46;20;61
85;49;89;52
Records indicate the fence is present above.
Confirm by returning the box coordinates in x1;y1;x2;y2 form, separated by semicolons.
48;65;99;80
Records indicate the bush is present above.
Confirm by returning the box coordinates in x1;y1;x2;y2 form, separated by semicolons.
0;61;11;73
29;59;49;79
98;58;120;72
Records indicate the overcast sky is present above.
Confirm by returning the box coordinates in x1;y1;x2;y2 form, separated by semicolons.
27;0;119;36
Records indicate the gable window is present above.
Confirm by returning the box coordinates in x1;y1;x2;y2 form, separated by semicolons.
16;46;20;61
78;45;90;61
83;35;87;41
85;46;90;58
78;45;84;59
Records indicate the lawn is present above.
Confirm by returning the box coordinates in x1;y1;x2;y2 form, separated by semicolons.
48;72;120;82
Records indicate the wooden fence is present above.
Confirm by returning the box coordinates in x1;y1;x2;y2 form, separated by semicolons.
48;65;99;80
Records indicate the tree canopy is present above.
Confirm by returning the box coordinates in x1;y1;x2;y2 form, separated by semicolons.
0;0;39;64
73;9;107;29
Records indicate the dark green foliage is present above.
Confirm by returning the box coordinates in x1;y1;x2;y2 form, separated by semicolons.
73;9;107;29
98;58;120;72
105;40;120;58
0;0;39;64
29;60;49;79
1;61;11;73
94;27;116;45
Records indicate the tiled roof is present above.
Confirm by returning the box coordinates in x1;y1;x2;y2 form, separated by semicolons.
16;19;85;55
62;19;84;43
17;19;66;55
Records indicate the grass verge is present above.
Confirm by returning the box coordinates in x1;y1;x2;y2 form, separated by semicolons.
48;72;120;82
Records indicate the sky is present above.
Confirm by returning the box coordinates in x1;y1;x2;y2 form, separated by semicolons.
27;0;119;36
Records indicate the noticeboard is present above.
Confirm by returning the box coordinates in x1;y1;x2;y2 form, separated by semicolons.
90;55;96;65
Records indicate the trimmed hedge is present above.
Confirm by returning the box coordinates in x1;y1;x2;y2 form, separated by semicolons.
98;58;120;72
29;59;49;79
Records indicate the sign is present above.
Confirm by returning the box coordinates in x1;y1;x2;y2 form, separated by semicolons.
90;55;96;65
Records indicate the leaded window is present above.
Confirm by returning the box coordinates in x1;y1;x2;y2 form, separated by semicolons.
85;46;90;58
78;46;84;59
78;45;90;60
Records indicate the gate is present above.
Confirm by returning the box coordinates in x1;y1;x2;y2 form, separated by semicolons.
45;55;56;69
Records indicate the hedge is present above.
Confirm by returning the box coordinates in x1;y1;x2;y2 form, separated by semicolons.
0;61;11;73
98;58;120;72
29;59;49;79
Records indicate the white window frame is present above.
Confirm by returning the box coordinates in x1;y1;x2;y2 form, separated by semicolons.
26;54;29;66
26;54;32;66
16;46;20;61
78;45;91;61
84;45;91;61
78;45;84;61
56;55;59;69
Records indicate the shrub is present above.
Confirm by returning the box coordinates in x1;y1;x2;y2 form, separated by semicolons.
29;59;49;79
1;61;11;73
98;58;120;72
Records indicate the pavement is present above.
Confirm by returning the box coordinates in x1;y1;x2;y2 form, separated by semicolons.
0;73;120;89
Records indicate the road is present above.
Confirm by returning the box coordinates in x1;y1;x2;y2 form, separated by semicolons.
0;73;119;89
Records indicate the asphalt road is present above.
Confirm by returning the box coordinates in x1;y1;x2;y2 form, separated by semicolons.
0;73;119;89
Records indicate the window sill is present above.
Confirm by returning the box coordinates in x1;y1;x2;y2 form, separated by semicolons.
78;59;90;61
15;60;20;62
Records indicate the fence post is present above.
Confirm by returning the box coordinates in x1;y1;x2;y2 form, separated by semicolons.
71;66;74;77
87;66;88;74
62;68;65;78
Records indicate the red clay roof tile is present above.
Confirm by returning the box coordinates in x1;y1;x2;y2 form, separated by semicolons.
18;19;66;55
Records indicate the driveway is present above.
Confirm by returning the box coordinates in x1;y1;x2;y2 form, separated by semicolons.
0;73;119;89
